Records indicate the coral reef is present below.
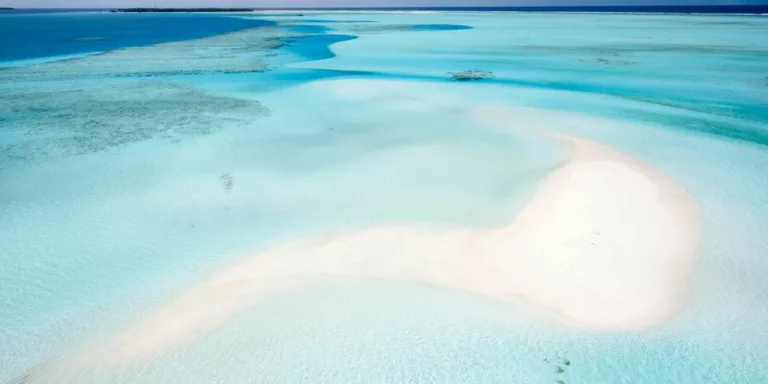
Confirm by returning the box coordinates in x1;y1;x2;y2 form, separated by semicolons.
446;69;495;81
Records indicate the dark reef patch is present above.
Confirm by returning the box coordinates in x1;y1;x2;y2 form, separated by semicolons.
0;81;271;164
220;173;234;191
447;69;495;81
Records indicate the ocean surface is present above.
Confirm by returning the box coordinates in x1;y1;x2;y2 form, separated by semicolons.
1;10;767;384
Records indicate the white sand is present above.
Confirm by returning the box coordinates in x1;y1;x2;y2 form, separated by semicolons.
25;107;699;381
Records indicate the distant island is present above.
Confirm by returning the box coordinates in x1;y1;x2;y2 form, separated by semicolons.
0;7;15;10
115;8;255;13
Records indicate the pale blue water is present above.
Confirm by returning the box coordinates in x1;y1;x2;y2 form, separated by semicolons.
1;11;767;384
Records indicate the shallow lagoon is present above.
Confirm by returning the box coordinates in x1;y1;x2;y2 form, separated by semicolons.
1;11;767;383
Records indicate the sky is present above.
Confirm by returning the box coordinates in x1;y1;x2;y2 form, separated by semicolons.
1;0;766;8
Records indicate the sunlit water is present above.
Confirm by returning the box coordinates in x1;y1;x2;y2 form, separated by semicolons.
1;11;767;383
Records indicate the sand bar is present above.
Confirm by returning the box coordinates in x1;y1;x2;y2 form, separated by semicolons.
24;107;700;381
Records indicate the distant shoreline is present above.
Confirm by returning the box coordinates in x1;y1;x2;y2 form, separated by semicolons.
5;5;767;15
113;5;768;14
114;8;256;13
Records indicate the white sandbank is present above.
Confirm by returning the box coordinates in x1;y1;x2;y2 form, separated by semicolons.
26;107;699;380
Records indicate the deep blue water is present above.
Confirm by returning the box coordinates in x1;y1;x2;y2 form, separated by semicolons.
280;34;359;61
0;13;274;62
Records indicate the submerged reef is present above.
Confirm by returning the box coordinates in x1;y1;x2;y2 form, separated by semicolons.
0;81;270;164
0;27;293;81
447;69;495;81
544;354;572;384
220;173;234;191
0;23;297;165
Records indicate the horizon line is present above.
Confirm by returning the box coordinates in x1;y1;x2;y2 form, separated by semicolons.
6;4;768;10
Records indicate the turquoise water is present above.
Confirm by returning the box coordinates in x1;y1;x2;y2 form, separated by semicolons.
1;11;767;384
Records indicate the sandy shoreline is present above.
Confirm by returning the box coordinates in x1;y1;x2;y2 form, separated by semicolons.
24;107;700;381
